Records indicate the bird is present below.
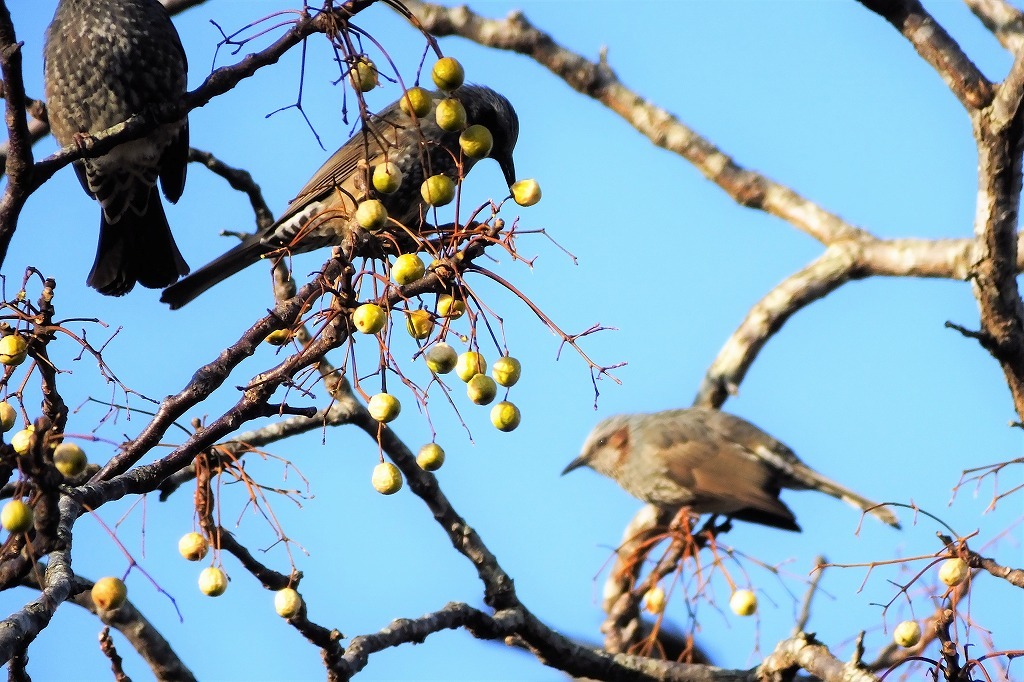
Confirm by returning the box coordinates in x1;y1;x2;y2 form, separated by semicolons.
44;0;191;296
160;85;519;309
562;408;900;532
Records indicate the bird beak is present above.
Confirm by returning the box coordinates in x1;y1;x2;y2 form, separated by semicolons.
499;156;516;188
561;455;587;476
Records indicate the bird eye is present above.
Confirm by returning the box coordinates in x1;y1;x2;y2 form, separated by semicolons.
597;437;608;447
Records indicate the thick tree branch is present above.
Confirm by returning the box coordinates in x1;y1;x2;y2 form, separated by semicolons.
966;0;1024;54
858;0;994;110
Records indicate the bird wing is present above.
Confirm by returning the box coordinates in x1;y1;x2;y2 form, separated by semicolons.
654;411;798;527
275;102;405;227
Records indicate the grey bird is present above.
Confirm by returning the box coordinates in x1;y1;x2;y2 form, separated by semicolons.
563;408;899;531
44;0;190;296
160;85;519;309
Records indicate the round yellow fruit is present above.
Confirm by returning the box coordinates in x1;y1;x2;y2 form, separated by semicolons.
368;393;401;423
10;427;34;456
435;98;467;132
178;532;209;562
425;343;458;374
729;589;757;617
352;303;387;334
437;294;466;319
275;587;303;618
265;329;291;346
0;334;28;366
372;462;403;495
355;199;388;230
459;125;493;159
1;500;32;533
53;442;87;478
511;179;542;207
405;310;434;340
421;175;455;207
392;254;425;285
893;620;921;648
432;56;465;91
467;374;497;405
938;557;968;587
417;443;445;471
455;351;487;382
91;576;127;610
400;87;433;117
0;402;16;432
372;162;403;194
490;401;521;432
351;57;377;92
643;585;666;615
199;566;228;597
491;356;521;387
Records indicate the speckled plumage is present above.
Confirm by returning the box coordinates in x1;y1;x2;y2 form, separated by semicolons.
44;0;189;296
160;85;519;309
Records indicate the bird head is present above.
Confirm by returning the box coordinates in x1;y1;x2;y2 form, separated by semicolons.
455;85;519;187
562;414;633;479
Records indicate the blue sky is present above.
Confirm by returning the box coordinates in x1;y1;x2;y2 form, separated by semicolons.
5;1;1024;680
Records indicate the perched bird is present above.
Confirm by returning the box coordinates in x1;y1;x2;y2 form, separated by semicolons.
160;85;519;309
44;0;190;296
563;408;899;531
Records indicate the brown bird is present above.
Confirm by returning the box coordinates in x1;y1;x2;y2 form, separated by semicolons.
160;85;519;309
563;408;899;531
44;0;190;296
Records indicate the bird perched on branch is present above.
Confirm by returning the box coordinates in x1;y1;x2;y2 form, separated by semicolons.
160;85;519;309
44;0;190;296
563;408;899;531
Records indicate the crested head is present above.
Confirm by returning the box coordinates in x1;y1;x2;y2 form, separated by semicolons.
563;413;634;478
452;85;519;187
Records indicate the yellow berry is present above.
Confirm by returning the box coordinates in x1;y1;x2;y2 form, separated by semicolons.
265;329;291;346
425;343;458;374
421;175;455;207
437;294;465;319
372;162;403;194
417;443;445;471
10;427;34;455
91;577;127;610
405;310;434;340
938;557;969;587
455;351;487;382
355;199;388;230
467;374;497;405
431;57;465;91
1;500;32;533
490;401;521;432
491;356;521;387
459;124;493;158
0;334;28;366
275;587;303;618
199;567;228;597
352;303;387;334
53;442;87;478
0;402;15;432
372;462;403;495
511;179;542;207
729;589;757;616
367;393;401;423
399;87;433;117
643;586;666;615
350;57;377;92
893;620;921;648
178;532;209;562
392;254;425;285
435;98;467;132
